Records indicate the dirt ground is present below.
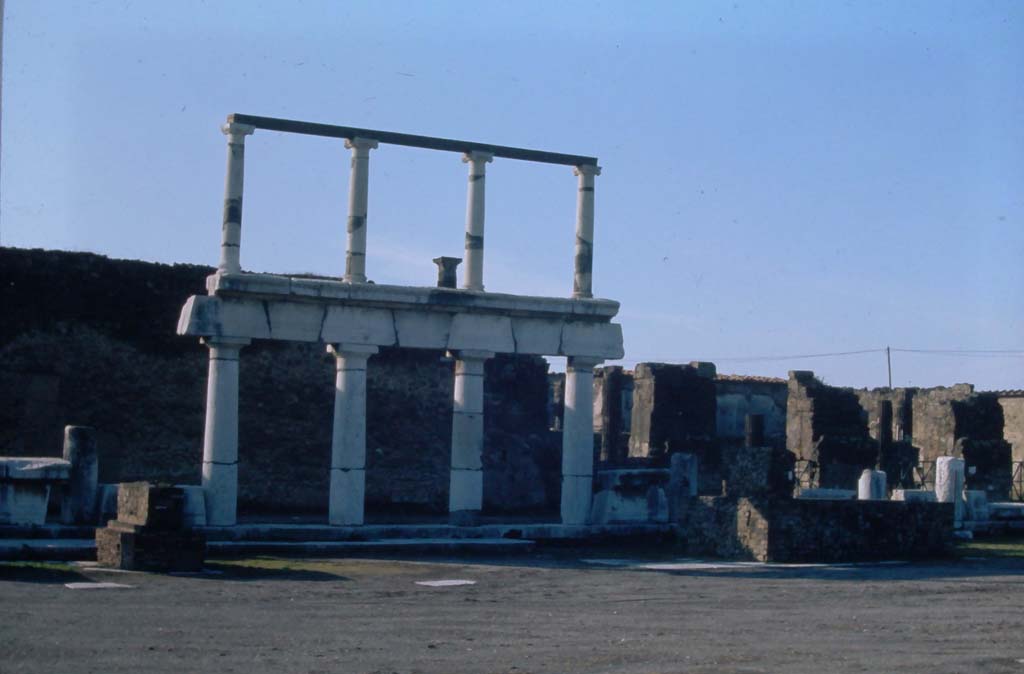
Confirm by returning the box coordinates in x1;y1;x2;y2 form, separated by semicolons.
3;545;1024;674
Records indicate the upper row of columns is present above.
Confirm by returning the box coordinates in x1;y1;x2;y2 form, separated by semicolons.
217;123;601;299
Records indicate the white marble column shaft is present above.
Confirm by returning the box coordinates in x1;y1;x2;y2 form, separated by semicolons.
462;151;493;292
201;337;250;526
218;123;255;274
328;344;378;526
449;350;493;522
935;456;966;527
561;356;602;524
344;137;379;283
572;164;601;299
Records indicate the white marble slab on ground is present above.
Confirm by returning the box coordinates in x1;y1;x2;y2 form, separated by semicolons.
415;579;477;587
64;582;134;590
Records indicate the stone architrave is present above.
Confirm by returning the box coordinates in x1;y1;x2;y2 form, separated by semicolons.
327;344;378;526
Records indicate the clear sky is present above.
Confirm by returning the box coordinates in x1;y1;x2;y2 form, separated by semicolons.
2;1;1022;390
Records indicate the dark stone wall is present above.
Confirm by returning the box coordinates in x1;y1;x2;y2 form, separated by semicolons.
628;362;719;493
682;497;952;562
0;247;557;516
593;366;631;464
714;379;788;445
785;371;876;489
999;396;1024;464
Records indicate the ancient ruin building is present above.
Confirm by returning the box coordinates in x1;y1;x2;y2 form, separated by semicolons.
176;115;624;526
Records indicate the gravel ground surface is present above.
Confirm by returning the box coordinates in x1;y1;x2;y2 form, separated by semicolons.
3;548;1024;674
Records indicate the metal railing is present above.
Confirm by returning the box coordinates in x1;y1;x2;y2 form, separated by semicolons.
914;460;936;491
793;459;818;490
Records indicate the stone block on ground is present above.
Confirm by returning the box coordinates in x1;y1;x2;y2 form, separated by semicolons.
96;522;205;572
116;481;186;529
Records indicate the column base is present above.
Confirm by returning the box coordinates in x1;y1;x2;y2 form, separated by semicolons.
202;461;238;526
560;474;594;525
329;468;365;526
449;509;481;527
449;468;483;514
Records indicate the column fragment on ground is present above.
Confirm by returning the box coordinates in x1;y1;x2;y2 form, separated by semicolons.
328;344;378;526
218;122;255;274
561;356;602;524
343;137;378;283
461;151;493;292
201;337;250;526
572;164;601;299
449;350;493;524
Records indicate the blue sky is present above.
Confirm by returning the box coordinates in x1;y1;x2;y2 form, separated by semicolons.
3;1;1022;389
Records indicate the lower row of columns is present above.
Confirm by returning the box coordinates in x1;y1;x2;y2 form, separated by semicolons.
200;337;601;527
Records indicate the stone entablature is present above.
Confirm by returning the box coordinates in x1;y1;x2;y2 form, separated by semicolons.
180;274;623;359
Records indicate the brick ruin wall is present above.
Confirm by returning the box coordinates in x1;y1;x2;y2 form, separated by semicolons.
786;371;1015;498
0;248;559;516
999;396;1024;464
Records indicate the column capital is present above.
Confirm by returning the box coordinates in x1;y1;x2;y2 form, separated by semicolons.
327;343;380;357
567;356;603;372
447;349;495;362
573;164;601;177
345;137;379;151
462;150;494;164
201;336;251;350
220;122;255;140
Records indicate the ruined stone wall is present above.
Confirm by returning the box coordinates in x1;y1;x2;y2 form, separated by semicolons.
627;362;719;493
0;247;557;515
855;387;916;443
593;366;632;463
911;384;977;460
998;395;1024;464
785;371;876;488
714;377;787;445
683;497;952;563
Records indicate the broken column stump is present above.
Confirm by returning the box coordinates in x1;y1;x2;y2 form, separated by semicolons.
95;482;206;572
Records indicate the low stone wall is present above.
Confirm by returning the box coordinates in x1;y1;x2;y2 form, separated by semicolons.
683;497;952;562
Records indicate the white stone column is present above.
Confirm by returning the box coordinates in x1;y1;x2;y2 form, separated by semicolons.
857;469;887;500
449;350;493;524
201;336;250;526
327;343;378;526
561;356;602;524
572;164;601;299
935;456;966;527
461;151;493;292
218;123;255;274
343;137;379;283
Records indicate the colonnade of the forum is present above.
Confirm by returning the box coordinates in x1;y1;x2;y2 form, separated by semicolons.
200;337;602;527
198;116;613;527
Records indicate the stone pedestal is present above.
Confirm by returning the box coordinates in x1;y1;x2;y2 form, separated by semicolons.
328;344;377;526
857;469;887;500
935;456;966;527
0;457;71;525
61;425;99;524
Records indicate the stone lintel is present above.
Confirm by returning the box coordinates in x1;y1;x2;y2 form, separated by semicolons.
179;295;624;359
